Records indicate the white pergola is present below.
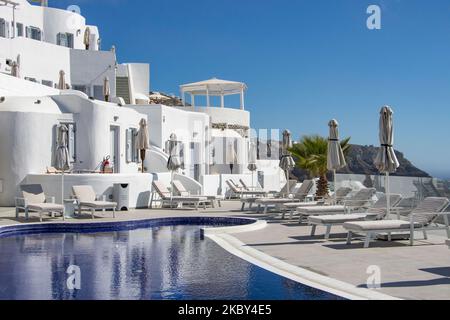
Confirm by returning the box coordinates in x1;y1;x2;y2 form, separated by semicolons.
180;78;247;110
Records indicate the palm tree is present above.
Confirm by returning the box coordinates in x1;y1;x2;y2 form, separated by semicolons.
289;135;351;198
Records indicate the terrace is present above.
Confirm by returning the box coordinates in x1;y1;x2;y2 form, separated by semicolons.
1;199;450;300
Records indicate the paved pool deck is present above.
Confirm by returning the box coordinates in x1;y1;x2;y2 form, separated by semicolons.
1;202;450;300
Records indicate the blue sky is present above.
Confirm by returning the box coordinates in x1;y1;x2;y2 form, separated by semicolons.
50;0;450;178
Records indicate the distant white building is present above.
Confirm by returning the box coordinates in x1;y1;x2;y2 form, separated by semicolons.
0;0;285;207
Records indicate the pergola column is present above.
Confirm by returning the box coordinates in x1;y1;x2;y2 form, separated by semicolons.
191;94;195;108
182;90;186;107
206;86;210;108
220;93;224;108
240;88;245;110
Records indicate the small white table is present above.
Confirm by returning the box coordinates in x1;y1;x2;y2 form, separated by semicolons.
64;199;77;219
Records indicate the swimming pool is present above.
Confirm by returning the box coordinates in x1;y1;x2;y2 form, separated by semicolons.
0;218;343;300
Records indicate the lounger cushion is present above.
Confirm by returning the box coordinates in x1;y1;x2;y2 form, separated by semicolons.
28;203;64;212
297;205;346;214
343;220;422;232
284;202;320;208
308;214;368;224
226;181;266;195
21;185;46;204
173;180;221;201
80;201;117;209
73;186;97;202
205;195;223;200
256;198;298;204
241;191;267;195
168;196;208;202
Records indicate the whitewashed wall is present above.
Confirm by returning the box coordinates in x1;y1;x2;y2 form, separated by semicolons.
0;93;150;206
127;104;210;180
26;173;153;208
127;63;150;103
0;0;97;50
0;96;62;206
0;37;71;86
70;49;116;98
0;73;59;96
175;106;250;128
52;94;147;175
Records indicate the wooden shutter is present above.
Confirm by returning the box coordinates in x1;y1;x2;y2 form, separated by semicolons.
68;124;76;163
132;129;139;163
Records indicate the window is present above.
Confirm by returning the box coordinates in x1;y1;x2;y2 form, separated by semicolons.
66;33;74;48
93;85;103;100
126;128;138;163
56;33;66;46
16;23;23;37
0;19;6;38
26;26;42;41
72;85;88;95
41;80;53;87
57;32;74;48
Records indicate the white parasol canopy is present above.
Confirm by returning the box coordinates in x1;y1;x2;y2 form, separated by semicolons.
327;119;347;201
55;124;70;204
136;118;150;173
374;106;400;217
58;70;66;90
103;77;111;101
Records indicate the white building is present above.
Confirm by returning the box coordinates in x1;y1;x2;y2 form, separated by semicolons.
0;0;285;207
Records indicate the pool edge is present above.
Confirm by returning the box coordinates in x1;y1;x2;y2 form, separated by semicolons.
205;232;400;301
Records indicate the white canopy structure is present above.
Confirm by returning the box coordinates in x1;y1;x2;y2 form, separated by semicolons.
180;78;247;110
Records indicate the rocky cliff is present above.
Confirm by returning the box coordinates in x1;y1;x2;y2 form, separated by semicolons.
290;144;430;180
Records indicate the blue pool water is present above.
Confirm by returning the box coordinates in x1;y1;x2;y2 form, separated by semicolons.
0;220;342;300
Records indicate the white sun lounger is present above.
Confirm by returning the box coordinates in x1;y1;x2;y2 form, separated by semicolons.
150;180;208;209
15;184;65;222
296;188;377;223
344;197;450;248
241;180;299;212
72;185;117;219
239;179;263;192
254;180;315;215
226;180;268;200
172;180;222;208
307;193;403;239
281;187;353;219
240;179;298;211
